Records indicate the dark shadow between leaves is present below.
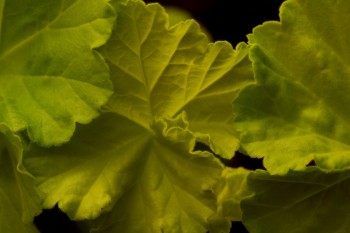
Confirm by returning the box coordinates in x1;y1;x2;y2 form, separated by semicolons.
34;205;81;233
307;160;316;166
194;142;265;171
230;221;250;233
228;151;265;170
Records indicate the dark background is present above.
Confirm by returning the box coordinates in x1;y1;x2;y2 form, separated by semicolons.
35;1;283;233
144;0;284;46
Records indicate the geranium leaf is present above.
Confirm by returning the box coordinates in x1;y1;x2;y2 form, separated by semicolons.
100;0;253;159
233;0;350;174
24;0;253;232
242;167;350;233
25;113;152;220
0;125;41;233
25;112;231;232
0;0;115;146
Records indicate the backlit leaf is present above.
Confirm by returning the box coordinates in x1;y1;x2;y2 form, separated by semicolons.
234;0;350;174
24;1;253;232
101;0;253;159
0;0;115;146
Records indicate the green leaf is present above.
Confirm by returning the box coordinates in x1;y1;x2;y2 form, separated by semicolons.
25;113;152;220
24;0;253;232
0;125;41;233
25;113;230;232
100;0;253;159
233;0;350;174
0;0;115;146
242;167;350;233
93;113;232;233
164;6;212;40
215;167;253;221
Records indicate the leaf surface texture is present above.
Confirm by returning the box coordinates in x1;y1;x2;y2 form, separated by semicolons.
0;0;115;146
242;168;350;233
25;1;253;232
234;0;350;174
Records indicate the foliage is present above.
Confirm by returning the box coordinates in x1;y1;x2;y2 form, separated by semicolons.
234;0;350;232
0;0;349;233
0;0;115;146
